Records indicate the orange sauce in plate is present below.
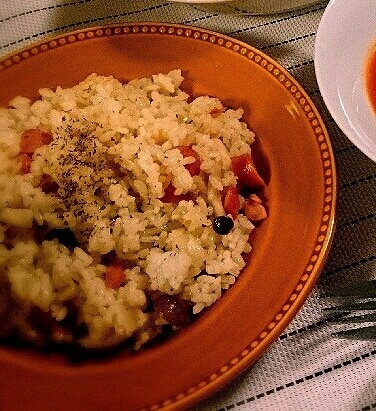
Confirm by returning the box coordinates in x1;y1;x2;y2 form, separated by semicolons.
366;44;376;115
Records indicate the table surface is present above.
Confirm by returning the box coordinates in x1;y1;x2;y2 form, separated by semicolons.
0;1;375;410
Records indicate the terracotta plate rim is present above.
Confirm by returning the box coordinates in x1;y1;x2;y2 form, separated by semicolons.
0;22;337;410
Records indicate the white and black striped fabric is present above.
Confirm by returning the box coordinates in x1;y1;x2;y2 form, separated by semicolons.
0;1;375;410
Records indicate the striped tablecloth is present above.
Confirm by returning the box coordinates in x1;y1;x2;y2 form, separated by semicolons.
1;1;375;410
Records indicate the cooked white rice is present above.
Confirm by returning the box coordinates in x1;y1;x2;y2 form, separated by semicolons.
0;70;262;350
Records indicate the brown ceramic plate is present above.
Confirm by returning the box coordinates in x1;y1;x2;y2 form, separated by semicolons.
0;23;336;411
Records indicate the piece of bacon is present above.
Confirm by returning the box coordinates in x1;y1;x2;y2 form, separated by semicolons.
231;153;265;191
209;106;224;118
242;194;267;222
39;174;59;194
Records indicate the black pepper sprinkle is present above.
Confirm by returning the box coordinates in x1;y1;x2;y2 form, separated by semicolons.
212;216;234;235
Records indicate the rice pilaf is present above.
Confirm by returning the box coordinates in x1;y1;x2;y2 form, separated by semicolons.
0;70;267;350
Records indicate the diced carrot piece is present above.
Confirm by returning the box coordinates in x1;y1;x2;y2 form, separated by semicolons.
105;263;126;289
231;153;265;191
160;183;194;203
178;146;201;176
223;186;240;219
19;153;32;174
242;197;267;222
19;128;53;154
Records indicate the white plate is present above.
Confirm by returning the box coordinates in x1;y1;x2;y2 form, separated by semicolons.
315;0;376;162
